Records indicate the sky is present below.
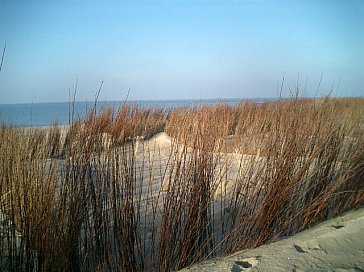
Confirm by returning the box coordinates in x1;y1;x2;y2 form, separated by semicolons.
0;0;363;104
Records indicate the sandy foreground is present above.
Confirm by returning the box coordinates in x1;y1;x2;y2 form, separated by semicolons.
181;207;364;272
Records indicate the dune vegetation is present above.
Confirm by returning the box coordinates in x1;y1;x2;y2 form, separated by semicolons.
0;97;363;271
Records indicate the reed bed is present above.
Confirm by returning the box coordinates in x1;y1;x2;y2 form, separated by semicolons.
0;97;363;271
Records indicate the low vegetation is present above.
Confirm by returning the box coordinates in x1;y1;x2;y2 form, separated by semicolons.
1;97;363;271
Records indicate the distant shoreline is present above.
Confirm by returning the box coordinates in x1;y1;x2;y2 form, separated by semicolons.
0;97;278;106
0;98;275;127
1;97;362;127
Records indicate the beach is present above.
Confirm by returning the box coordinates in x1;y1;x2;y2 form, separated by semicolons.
182;207;364;271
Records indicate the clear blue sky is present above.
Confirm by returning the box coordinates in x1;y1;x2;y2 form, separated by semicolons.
0;0;363;103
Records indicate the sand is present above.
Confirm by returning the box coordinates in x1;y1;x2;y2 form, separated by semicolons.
181;207;364;272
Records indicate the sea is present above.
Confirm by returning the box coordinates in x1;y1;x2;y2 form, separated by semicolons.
0;98;273;127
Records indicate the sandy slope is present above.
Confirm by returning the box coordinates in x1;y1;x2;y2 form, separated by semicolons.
181;207;364;272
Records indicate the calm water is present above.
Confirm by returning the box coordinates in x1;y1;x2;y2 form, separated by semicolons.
0;98;272;127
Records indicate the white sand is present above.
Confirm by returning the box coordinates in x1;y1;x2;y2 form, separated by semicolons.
181;207;364;272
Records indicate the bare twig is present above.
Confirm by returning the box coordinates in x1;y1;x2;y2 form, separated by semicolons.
94;80;104;115
0;42;6;72
315;73;323;97
71;79;78;124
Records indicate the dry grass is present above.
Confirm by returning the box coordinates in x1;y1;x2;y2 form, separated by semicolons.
1;97;363;271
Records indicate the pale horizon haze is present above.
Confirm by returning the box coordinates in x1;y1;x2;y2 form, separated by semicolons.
0;0;363;104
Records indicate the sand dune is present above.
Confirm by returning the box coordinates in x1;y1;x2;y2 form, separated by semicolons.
181;207;364;272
